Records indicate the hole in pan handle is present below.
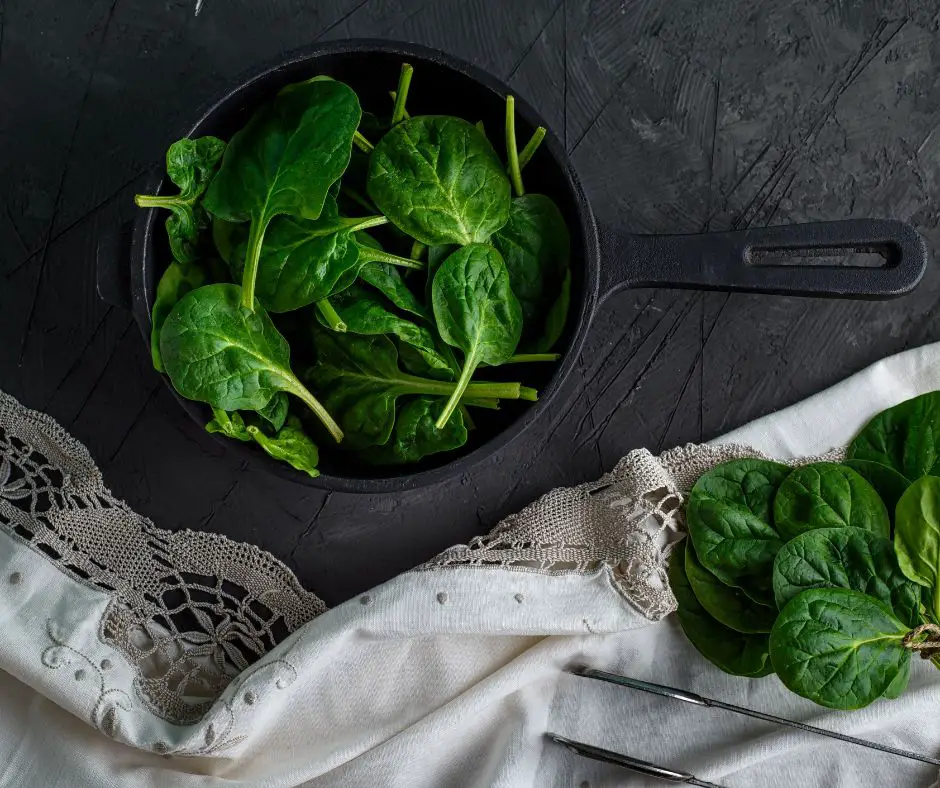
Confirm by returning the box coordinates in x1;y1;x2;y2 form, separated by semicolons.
598;219;929;301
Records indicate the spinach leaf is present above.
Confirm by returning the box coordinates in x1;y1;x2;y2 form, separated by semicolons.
204;78;361;309
247;415;319;478
136;136;226;263
368;116;511;246
492;194;570;351
319;285;453;378
359;261;429;320
686;458;791;606
685;539;777;633
668;541;773;677
159;283;343;442
212;217;242;266
882;659;911;699
206;408;252;441
841;459;911;523
431;244;523;428
769;588;910;710
847;392;940;479
426;244;458;305
773;462;890;540
227;196;421;313
773;527;921;626
894;475;940;615
150;261;209;372
365;396;467;465
257;392;289;432
305;331;527;449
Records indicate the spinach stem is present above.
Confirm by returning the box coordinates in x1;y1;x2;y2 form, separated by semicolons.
506;353;561;363
285;377;344;443
436;357;479;429
388;92;411;120
518;126;546;170
353;131;374;154
240;218;267;310
475;120;486;135
505;95;525;197
344;215;389;232
519;386;539;402
391;64;414;125
316;298;347;333
462;397;500;410
411;239;427;260
358;246;425;270
135;194;181;209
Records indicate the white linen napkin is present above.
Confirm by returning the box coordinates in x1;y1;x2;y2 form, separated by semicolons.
1;343;940;788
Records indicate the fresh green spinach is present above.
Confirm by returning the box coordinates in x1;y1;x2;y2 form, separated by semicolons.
204;78;361;309
149;261;209;372
894;475;940;615
686;458;791;606
841;459;911;524
368;116;511;245
769;588;910;710
136;136;226;263
491;194;571;351
431;244;523;428
247;415;319;478
847;392;940;479
668;541;773;677
206;408;252;441
159;283;343;442
257;392;289;432
773;462;890;540
365;396;468;465
685;538;777;633
772;527;920;626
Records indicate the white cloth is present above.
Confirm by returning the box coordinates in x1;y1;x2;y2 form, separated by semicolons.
3;345;940;788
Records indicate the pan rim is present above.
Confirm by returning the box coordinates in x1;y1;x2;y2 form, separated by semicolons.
130;38;601;494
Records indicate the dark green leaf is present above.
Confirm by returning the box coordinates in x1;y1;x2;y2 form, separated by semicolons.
426;244;458;306
321;285;453;378
686;458;791;606
368;116;511;245
894;475;940;615
247;415;319;478
769;588;910;710
150;261;209;372
227;196;402;313
668;541;773;677
842;459;911;523
772;527;921;626
204;78;361;309
364;397;468;465
847;392;940;479
431;244;523;428
537;268;571;354
257;392;289;432
491;194;570;350
304;331;524;450
358;262;428;320
773;462;890;540
136;137;226;263
685;539;777;633
212;218;242;266
159;283;342;441
882;659;910;699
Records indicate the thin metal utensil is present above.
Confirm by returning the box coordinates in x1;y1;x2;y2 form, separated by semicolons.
576;668;940;767
547;734;726;787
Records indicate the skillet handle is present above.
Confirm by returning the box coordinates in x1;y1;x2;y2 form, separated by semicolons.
598;219;928;302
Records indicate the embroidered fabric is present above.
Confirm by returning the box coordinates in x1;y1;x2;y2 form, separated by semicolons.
0;388;839;724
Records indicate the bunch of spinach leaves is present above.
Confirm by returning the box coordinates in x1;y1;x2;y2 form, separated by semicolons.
135;64;569;477
673;391;940;709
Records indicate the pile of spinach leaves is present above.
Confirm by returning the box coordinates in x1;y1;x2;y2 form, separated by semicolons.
673;392;940;710
136;65;569;477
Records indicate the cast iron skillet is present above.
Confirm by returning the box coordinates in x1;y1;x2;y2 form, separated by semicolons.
99;39;929;494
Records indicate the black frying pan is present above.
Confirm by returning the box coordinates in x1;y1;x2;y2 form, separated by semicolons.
99;39;929;494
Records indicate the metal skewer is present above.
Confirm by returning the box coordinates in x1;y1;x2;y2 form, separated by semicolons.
547;734;726;787
576;668;940;767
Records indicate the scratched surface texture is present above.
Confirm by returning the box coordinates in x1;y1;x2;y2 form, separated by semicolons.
2;0;940;604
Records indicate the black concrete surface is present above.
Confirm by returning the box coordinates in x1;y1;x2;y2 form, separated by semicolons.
2;0;939;606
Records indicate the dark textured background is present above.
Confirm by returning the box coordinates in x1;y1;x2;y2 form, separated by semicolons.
2;0;939;605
